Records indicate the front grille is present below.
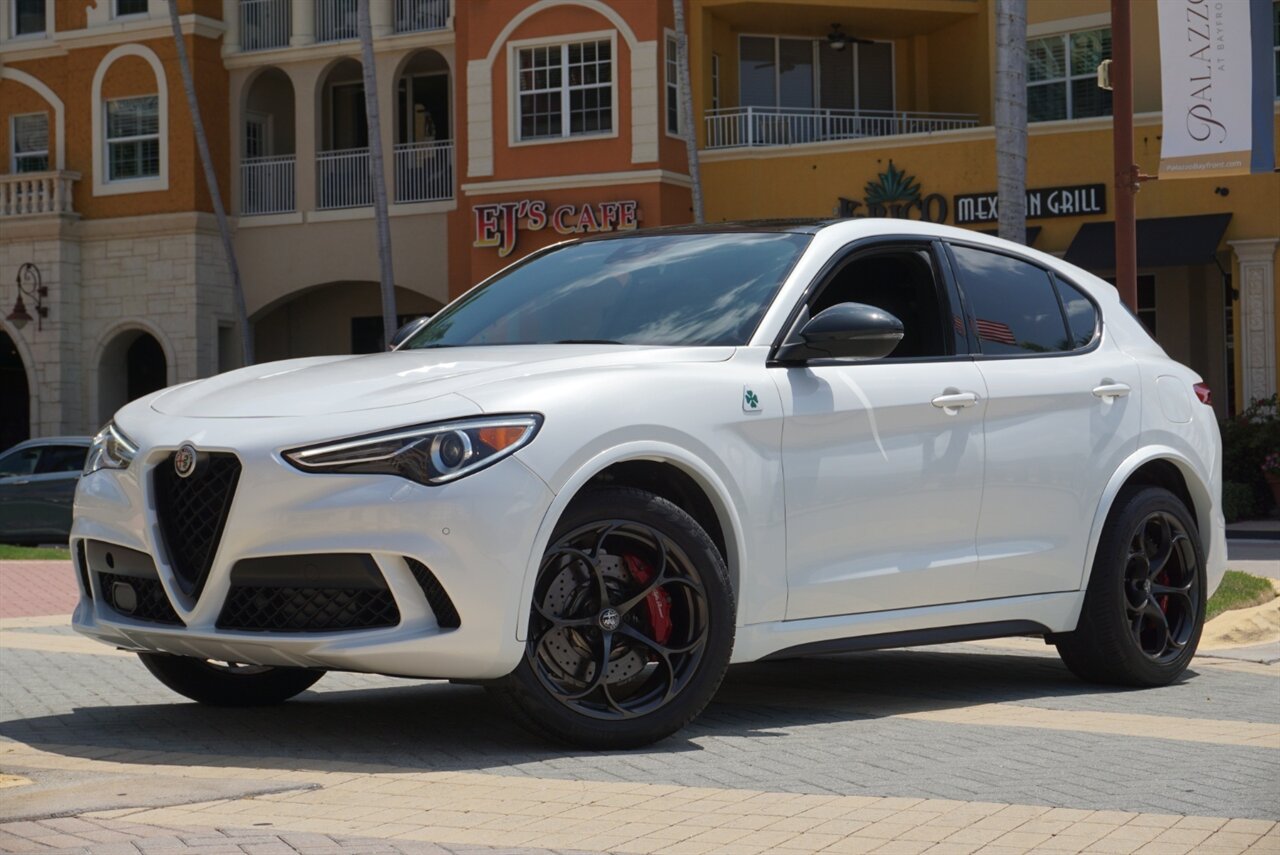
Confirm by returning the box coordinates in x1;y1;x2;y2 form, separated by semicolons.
217;586;400;632
153;451;241;599
405;557;461;629
98;572;184;625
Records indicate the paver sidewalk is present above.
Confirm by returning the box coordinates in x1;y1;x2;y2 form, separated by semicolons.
0;562;78;620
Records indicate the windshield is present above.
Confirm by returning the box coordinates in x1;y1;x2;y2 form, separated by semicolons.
405;232;811;348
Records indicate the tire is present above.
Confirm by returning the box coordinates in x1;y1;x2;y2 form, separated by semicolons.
138;653;324;706
490;487;735;749
1054;485;1205;686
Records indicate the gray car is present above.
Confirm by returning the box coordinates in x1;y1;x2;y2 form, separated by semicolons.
0;437;91;545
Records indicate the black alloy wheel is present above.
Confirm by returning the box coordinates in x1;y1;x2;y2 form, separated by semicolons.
1054;485;1206;687
490;487;734;748
1122;510;1200;663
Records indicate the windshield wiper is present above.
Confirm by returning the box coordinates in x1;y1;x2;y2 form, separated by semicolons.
552;339;623;345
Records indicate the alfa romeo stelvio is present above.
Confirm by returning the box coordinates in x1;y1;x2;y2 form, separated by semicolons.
73;219;1225;748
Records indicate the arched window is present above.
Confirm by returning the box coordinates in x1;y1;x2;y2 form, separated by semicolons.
91;43;169;196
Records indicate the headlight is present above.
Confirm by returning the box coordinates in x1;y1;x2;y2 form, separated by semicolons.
283;415;542;486
84;422;138;475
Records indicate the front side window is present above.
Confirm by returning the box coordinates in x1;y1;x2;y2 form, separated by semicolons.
0;447;40;478
1027;27;1112;121
105;96;160;181
405;232;811;348
12;113;49;173
13;0;46;36
114;0;149;17
665;35;681;135
35;446;89;474
516;38;613;141
807;246;958;359
950;245;1073;355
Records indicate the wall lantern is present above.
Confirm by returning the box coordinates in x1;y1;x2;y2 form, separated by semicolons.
7;263;48;332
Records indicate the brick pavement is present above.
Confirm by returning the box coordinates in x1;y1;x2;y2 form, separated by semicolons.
0;563;79;619
1;566;1278;853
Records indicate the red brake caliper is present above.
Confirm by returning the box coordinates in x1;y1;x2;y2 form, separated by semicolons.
623;554;672;644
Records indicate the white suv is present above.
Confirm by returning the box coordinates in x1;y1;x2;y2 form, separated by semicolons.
73;219;1225;748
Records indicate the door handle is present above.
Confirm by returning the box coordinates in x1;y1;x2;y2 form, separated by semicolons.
931;391;979;411
1092;382;1131;399
11;479;30;486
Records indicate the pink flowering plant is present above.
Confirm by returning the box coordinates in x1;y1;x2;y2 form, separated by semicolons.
1264;451;1280;476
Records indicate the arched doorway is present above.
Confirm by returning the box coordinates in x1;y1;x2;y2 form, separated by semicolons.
98;329;168;425
394;49;451;203
0;331;30;451
241;66;297;215
253;283;440;363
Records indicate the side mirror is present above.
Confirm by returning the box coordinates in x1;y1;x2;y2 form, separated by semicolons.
776;302;904;363
388;316;430;350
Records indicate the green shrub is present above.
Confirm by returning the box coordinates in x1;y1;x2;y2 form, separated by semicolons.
1220;394;1279;517
1223;482;1259;523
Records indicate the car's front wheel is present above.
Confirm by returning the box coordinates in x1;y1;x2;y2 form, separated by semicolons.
138;653;324;706
491;487;735;749
1054;485;1205;686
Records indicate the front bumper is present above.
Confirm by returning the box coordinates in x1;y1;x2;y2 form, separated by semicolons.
71;440;554;680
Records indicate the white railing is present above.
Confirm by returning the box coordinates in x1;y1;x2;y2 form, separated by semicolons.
240;155;295;215
316;0;358;43
240;0;290;52
394;140;453;203
0;171;80;218
704;106;980;149
317;148;372;209
394;0;450;33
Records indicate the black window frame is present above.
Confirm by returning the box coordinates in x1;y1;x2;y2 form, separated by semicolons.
942;239;1103;360
769;237;974;367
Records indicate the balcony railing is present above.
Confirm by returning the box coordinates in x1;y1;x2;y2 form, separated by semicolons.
394;140;453;203
315;0;358;43
317;148;372;210
394;0;450;33
240;0;290;52
241;155;295;215
704;106;980;149
0;171;80;218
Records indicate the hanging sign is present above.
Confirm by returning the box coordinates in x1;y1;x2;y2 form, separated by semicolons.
1156;0;1276;178
473;200;639;258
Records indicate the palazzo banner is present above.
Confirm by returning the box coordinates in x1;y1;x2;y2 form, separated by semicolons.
1156;0;1276;178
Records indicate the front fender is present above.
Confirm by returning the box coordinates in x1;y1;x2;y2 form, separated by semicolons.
1080;445;1226;599
512;439;777;642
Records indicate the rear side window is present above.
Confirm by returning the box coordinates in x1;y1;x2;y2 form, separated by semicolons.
1054;275;1099;348
949;245;1070;355
35;446;88;474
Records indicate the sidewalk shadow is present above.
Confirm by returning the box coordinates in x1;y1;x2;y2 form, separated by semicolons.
0;645;1205;775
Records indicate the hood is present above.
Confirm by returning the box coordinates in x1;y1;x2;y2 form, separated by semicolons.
150;345;735;418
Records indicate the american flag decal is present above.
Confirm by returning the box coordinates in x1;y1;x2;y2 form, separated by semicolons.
975;318;1017;346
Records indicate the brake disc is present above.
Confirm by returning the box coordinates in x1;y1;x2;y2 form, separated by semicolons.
540;552;648;684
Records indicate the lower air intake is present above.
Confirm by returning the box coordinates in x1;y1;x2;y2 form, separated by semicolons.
405;557;461;629
217;586;400;632
99;572;184;625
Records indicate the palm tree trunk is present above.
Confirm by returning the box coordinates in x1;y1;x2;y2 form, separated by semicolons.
166;0;253;365
357;0;397;349
672;0;704;223
994;0;1027;244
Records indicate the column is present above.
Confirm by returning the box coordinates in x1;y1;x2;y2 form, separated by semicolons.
1230;238;1279;406
292;66;319;213
375;52;399;204
371;0;393;37
291;0;314;46
222;0;240;56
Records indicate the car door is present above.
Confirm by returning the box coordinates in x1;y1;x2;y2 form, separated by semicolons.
0;444;44;542
774;239;987;619
25;444;88;541
947;242;1142;600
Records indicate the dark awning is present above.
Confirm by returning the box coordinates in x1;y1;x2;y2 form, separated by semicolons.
978;226;1042;245
1064;213;1232;270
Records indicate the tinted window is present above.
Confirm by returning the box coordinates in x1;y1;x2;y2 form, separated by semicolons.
1054;276;1098;348
0;448;39;477
950;245;1070;355
406;233;811;348
34;446;88;474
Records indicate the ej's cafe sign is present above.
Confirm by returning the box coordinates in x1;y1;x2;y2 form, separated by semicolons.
474;199;639;258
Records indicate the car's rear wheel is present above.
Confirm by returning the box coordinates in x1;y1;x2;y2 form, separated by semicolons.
490;487;735;749
1054;485;1205;686
138;653;324;706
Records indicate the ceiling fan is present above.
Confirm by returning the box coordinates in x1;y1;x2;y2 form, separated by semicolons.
828;23;876;51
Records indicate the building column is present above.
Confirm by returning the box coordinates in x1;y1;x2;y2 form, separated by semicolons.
291;65;319;213
371;0;393;37
221;0;240;55
291;0;314;46
376;52;399;205
1230;238;1279;406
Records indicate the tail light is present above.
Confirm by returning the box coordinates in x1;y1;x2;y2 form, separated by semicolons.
1193;382;1212;405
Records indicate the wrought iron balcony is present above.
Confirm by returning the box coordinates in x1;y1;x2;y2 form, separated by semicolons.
704;106;980;149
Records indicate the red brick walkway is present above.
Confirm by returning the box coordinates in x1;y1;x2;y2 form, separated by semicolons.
0;560;79;618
